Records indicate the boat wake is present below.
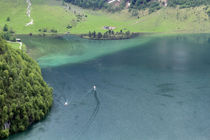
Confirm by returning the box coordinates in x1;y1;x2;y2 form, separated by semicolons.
77;89;100;139
54;82;101;139
85;90;100;130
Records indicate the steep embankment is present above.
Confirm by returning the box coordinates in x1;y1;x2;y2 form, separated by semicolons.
0;0;209;34
0;38;53;138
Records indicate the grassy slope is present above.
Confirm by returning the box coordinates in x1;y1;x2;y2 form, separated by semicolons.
0;0;75;34
0;0;209;34
130;6;210;33
7;41;27;51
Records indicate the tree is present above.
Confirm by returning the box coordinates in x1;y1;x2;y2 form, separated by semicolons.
92;31;96;38
3;24;8;32
131;9;138;16
108;30;112;34
66;25;72;29
126;31;130;36
0;129;9;138
111;30;114;35
0;95;4;106
88;31;92;38
207;10;210;17
43;28;47;32
6;17;10;22
97;32;102;39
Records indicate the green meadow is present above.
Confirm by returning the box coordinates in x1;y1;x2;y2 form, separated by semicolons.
0;0;76;34
7;41;27;51
0;0;210;34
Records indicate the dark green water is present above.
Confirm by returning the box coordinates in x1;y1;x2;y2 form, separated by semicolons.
8;34;210;140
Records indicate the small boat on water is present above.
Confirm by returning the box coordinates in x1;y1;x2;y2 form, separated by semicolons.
64;101;68;106
93;85;96;91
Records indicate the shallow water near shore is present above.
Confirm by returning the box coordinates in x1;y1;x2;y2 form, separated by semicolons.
8;34;210;140
19;35;152;68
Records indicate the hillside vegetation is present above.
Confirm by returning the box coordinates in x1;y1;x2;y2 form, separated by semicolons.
64;0;210;11
0;0;209;34
64;0;106;9
168;0;210;8
0;38;53;138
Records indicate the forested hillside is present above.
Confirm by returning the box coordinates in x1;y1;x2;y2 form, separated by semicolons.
64;0;106;9
168;0;210;8
0;38;53;138
64;0;210;10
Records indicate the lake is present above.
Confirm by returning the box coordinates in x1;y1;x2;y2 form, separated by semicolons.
8;34;210;140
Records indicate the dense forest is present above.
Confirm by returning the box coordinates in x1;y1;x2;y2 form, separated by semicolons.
0;38;53;138
168;0;210;8
64;0;106;9
130;0;160;10
64;0;210;11
130;0;210;11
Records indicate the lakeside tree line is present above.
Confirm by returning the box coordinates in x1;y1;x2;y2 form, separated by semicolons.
0;38;53;138
82;30;137;40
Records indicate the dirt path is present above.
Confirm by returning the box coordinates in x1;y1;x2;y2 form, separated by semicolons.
18;42;22;50
25;0;33;26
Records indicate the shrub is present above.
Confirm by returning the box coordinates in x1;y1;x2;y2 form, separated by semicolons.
9;29;15;34
43;28;47;32
0;129;9;138
3;24;8;32
50;29;57;33
131;9;138;16
66;25;72;29
6;17;10;22
11;37;16;42
207;10;210;17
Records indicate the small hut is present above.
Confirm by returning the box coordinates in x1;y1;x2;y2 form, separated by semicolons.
16;38;21;42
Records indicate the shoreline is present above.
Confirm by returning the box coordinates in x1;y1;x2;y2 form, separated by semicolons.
80;32;141;40
15;32;210;42
16;31;210;37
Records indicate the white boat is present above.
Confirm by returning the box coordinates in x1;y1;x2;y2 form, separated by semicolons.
64;101;68;106
93;85;96;91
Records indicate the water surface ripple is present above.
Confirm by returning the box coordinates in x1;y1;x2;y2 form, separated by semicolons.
8;34;210;140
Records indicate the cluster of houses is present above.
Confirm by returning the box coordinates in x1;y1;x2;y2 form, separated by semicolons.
104;26;116;30
158;0;168;7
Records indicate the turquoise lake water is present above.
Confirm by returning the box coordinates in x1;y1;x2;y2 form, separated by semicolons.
8;34;210;140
